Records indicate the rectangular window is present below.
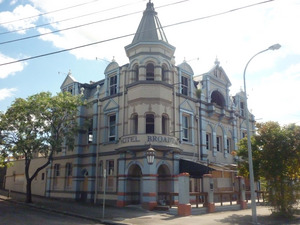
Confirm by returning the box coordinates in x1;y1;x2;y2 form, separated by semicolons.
41;173;45;181
227;138;231;153
109;114;116;142
206;133;211;150
109;75;117;95
216;136;222;152
181;76;189;96
54;164;60;177
182;115;190;142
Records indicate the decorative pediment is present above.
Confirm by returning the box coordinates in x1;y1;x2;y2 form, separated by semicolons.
104;60;119;74
179;99;194;113
60;72;77;89
178;61;194;75
103;99;119;112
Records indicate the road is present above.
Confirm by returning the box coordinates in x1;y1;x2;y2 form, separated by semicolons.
0;199;102;225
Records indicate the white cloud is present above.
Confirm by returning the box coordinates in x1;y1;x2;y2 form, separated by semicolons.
248;63;300;125
0;4;40;34
0;88;17;101
0;53;27;79
2;0;299;125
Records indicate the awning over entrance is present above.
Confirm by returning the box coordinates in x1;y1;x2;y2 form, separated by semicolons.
179;159;214;178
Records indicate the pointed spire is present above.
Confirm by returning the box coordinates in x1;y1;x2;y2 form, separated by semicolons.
131;1;168;44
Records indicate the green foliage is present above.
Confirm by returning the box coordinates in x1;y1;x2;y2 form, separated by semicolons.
237;136;261;181
0;91;83;202
237;121;300;217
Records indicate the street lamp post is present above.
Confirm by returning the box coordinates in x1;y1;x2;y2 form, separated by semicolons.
243;43;281;224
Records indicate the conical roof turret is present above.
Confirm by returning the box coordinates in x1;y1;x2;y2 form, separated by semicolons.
131;1;168;44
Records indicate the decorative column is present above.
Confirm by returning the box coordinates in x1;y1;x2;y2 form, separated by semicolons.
177;173;191;216
235;176;247;209
203;174;215;213
141;156;157;210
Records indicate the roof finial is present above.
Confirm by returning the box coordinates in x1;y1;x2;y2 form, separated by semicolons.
215;56;220;66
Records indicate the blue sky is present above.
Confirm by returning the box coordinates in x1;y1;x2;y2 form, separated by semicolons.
1;0;300;125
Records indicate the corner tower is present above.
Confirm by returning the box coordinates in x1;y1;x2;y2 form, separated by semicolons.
125;1;176;82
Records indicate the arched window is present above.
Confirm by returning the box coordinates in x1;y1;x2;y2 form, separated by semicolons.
146;63;154;81
211;91;225;108
162;114;168;135
133;65;139;82
162;65;167;82
146;114;155;134
131;114;138;134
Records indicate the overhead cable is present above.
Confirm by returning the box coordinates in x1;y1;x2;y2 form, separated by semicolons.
0;0;190;45
0;0;275;67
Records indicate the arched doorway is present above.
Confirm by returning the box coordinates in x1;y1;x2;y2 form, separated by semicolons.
157;164;171;205
127;164;142;204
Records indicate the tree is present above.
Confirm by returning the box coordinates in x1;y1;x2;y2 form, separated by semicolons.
237;121;300;218
0;92;83;203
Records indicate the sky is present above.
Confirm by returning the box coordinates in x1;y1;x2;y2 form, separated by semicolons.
0;0;300;125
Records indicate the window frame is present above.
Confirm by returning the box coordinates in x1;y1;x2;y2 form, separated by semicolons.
108;114;116;142
216;136;222;152
226;138;231;153
109;75;118;95
146;114;155;134
206;133;211;150
146;63;155;81
162;114;168;135
131;114;138;134
181;76;189;96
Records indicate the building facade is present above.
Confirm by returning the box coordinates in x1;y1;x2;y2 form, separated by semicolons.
5;2;255;209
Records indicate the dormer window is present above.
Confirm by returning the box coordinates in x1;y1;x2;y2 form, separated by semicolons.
181;76;189;96
109;75;117;95
146;63;154;81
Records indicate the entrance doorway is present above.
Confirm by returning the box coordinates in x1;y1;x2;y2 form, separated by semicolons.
127;164;142;204
157;164;171;205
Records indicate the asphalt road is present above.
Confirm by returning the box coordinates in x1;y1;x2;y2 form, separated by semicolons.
0;199;102;225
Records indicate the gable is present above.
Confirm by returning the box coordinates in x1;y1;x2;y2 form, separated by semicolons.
103;99;119;113
60;74;77;89
209;66;231;87
179;99;194;113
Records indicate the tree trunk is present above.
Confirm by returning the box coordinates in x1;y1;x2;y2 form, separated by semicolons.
26;178;32;203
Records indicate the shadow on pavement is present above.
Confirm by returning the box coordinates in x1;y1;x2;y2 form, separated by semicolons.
217;213;299;225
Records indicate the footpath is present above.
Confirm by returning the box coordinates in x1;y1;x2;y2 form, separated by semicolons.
0;189;299;225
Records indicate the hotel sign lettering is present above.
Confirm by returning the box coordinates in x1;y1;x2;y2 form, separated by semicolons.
120;135;179;145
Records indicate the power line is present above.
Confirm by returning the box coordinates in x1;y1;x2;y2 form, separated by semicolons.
0;0;275;67
0;0;100;26
0;0;189;45
0;0;147;35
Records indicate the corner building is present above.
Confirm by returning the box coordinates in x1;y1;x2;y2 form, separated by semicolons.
5;2;255;209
